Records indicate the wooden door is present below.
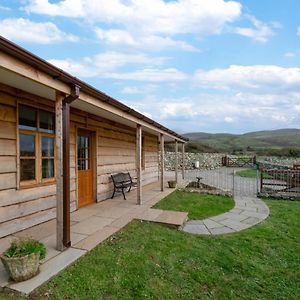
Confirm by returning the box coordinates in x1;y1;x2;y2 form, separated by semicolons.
77;129;94;208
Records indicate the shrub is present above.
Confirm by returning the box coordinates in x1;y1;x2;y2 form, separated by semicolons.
4;238;46;260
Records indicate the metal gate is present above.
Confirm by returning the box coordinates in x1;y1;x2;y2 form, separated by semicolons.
184;167;259;197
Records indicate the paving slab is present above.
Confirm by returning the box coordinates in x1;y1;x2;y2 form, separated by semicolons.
203;219;224;229
73;226;119;251
240;210;268;219
182;224;210;235
71;216;114;235
230;208;243;214
9;248;86;295
219;219;250;231
108;213;134;229
187;220;204;225
221;212;249;222
242;217;261;225
93;207;131;219
0;263;9;288
154;211;188;226
209;226;235;235
138;208;164;222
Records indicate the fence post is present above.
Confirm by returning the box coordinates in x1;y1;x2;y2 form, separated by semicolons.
232;168;235;195
256;165;259;195
260;168;263;192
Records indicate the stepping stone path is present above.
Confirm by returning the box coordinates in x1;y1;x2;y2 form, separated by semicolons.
182;195;269;235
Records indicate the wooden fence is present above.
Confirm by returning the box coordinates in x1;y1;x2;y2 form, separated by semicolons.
260;168;300;193
222;156;256;168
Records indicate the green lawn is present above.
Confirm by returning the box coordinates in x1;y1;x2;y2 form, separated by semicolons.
153;191;234;220
236;168;273;179
1;199;300;300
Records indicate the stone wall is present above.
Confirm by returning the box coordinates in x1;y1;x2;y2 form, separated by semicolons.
257;156;300;169
165;152;225;170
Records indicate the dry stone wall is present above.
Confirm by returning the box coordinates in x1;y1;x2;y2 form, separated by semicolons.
165;152;225;170
257;156;300;168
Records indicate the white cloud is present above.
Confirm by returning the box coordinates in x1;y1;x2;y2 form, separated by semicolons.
0;18;78;44
284;52;296;58
160;101;198;119
297;27;300;36
48;51;166;75
131;91;300;132
121;85;158;94
0;5;10;11
95;28;199;52
24;0;242;36
194;65;300;92
224;116;234;123
48;52;186;82
108;68;188;82
233;15;276;42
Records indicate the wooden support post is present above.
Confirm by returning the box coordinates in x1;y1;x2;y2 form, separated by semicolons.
62;101;71;248
182;143;185;180
175;140;178;182
55;94;64;251
136;124;142;205
160;134;165;192
56;85;79;251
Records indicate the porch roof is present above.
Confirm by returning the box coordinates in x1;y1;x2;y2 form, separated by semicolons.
0;36;188;143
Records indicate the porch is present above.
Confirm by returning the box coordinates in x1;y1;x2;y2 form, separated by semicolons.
0;180;188;294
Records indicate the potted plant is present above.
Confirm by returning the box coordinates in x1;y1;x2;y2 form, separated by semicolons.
1;238;46;282
168;180;177;188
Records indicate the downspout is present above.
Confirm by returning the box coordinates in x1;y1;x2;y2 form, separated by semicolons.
62;84;80;248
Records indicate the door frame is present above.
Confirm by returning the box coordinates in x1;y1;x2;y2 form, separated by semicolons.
75;126;97;209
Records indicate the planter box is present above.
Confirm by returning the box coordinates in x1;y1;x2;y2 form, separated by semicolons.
168;180;177;188
1;252;40;282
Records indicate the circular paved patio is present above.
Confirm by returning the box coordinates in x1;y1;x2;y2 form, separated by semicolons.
182;169;270;235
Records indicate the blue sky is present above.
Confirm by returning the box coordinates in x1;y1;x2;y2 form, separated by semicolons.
1;0;300;134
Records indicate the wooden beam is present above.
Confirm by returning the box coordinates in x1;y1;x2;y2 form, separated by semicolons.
175;140;178;182
55;94;64;251
182;143;185;180
136;124;142;205
160;134;165;192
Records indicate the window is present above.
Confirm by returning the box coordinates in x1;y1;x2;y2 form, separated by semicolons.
18;105;55;186
77;135;90;171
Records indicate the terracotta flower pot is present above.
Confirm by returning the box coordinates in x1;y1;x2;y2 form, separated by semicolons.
168;180;177;188
1;252;40;282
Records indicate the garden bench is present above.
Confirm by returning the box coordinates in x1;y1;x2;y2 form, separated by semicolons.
111;172;137;200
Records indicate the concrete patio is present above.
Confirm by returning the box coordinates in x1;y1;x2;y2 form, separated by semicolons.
0;180;187;295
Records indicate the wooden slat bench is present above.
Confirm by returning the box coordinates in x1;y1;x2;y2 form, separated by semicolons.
111;172;137;200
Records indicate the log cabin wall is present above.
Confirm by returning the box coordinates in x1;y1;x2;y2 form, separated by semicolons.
70;108;159;202
0;86;159;238
0;87;76;238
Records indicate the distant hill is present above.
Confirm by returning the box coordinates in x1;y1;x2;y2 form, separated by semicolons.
183;129;300;154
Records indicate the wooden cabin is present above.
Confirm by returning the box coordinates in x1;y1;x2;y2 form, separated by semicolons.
0;37;187;250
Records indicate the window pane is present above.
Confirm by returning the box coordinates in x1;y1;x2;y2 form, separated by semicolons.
39;110;55;133
42;137;54;157
42;159;54;179
19;105;37;131
20;159;35;181
20;134;35;157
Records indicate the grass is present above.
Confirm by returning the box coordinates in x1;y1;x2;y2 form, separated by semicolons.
153;191;234;220
236;168;273;179
1;198;300;299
